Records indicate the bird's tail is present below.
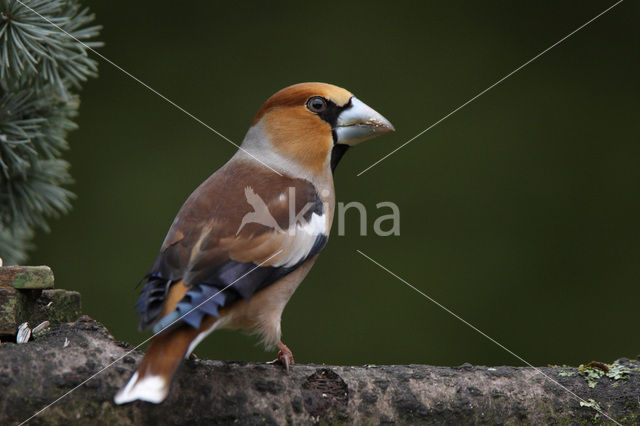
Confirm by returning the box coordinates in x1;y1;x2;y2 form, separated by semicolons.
114;323;205;404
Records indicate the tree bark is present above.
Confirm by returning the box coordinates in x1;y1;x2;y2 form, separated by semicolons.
0;316;638;425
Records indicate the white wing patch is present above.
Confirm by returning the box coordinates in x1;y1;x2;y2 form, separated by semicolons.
273;212;326;268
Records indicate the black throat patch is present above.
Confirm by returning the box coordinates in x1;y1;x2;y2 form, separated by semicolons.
330;144;349;172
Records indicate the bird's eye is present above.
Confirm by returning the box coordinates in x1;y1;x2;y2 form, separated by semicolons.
306;96;327;113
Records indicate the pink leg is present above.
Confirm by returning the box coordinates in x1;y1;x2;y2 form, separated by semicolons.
276;341;294;373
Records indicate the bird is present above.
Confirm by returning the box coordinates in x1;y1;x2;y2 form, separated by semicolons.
114;82;394;404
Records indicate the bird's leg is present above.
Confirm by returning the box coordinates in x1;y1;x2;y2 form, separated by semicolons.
278;341;294;372
268;341;294;372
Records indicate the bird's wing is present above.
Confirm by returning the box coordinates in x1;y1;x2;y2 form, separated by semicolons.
136;160;328;332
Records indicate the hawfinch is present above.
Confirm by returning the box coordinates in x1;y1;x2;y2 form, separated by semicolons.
114;82;394;404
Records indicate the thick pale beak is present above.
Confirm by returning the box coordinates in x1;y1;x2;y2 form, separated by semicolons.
334;97;395;146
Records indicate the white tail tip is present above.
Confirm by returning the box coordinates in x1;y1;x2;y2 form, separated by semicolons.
114;371;169;405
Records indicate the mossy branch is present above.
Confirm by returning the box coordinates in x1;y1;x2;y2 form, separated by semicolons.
1;316;638;425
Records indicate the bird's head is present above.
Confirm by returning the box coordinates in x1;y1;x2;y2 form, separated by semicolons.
243;82;394;175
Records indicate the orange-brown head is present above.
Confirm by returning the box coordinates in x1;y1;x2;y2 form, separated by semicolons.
244;82;394;175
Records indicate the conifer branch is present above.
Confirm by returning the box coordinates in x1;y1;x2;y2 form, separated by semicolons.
0;0;101;263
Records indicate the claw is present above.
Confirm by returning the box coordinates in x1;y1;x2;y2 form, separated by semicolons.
269;341;294;373
281;352;291;373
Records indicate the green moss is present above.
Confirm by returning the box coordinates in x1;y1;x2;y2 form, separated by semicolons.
18;289;81;327
579;365;605;388
619;411;639;425
0;288;19;333
3;266;55;289
32;326;51;339
606;361;632;381
577;360;634;389
580;398;601;411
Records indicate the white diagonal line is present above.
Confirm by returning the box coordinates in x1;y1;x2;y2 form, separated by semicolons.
356;249;621;425
13;0;282;176
357;0;624;176
19;249;283;425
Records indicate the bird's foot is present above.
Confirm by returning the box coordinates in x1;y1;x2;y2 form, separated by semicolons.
278;347;294;373
188;352;199;360
268;341;294;373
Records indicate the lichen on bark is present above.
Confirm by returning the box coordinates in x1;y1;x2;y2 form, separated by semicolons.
1;316;639;424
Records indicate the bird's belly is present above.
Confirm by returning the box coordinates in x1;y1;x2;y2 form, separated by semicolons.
218;256;318;349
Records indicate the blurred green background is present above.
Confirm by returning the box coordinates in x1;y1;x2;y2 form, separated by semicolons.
32;1;639;367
